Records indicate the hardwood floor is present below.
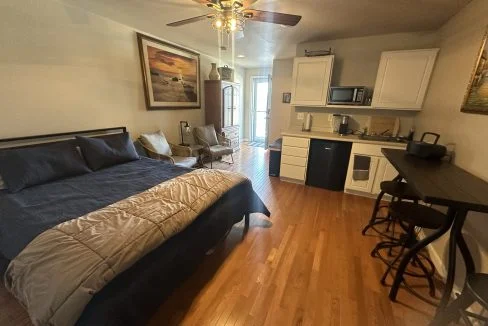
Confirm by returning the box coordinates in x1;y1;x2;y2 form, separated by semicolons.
148;144;438;326
0;144;439;326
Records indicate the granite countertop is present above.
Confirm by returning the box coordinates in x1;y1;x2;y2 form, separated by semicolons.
281;130;408;147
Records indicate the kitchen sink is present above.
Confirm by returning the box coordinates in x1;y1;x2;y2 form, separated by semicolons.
357;134;407;143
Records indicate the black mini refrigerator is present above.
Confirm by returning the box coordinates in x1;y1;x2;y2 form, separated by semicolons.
306;139;352;191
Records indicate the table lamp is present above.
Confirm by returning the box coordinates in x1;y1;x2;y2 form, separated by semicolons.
179;121;191;146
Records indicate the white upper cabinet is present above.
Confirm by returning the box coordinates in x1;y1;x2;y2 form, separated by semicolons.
372;49;439;110
290;56;334;106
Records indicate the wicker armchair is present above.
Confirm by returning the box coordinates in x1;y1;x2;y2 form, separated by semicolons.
193;125;234;168
138;131;197;168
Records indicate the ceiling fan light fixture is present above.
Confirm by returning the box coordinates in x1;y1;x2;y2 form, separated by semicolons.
230;18;237;30
211;11;245;34
213;18;223;28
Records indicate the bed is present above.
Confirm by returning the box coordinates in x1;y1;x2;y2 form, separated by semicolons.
0;127;270;326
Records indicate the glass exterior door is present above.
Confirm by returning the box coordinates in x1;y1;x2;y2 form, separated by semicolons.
251;77;269;143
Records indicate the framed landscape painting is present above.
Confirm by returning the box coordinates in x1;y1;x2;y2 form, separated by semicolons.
137;33;201;110
461;26;488;115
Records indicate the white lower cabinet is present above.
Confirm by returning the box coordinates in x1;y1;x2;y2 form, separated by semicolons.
280;136;310;183
372;159;399;194
345;143;404;196
280;164;307;181
345;154;380;193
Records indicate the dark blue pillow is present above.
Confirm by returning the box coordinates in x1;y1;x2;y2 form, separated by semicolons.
0;142;91;193
76;133;139;171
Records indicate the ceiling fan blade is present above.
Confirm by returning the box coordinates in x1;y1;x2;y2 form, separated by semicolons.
192;0;220;9
243;9;302;26
242;0;260;8
192;0;259;9
166;14;214;27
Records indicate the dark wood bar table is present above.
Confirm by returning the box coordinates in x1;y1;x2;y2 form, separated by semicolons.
381;148;488;317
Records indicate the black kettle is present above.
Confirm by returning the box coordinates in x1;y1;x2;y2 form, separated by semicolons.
406;132;447;159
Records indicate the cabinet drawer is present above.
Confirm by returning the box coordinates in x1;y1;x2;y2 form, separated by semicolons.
223;130;239;137
282;146;308;158
281;155;307;167
280;163;306;181
283;136;310;148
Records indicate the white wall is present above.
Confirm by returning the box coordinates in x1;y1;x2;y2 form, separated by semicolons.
268;59;293;144
243;67;272;141
0;0;244;145
415;0;488;288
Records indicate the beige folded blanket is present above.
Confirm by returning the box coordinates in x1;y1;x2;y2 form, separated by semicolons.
5;169;247;326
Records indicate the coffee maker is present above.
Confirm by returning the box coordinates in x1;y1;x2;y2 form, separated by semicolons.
338;115;350;135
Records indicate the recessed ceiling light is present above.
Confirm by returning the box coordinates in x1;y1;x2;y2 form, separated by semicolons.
237;54;246;58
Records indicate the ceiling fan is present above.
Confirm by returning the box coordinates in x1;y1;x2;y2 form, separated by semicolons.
166;0;302;34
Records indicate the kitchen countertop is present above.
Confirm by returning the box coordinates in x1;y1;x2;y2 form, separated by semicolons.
281;130;407;147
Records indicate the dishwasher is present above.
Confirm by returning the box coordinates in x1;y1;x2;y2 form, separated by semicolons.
306;139;352;191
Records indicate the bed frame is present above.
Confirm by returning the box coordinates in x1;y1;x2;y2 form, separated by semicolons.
0;127;130;270
0;127;127;150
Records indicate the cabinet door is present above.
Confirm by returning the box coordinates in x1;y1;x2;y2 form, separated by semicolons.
345;154;379;193
372;158;399;195
291;56;334;106
372;49;439;110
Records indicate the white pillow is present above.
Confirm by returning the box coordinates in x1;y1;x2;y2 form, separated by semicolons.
0;175;5;190
139;131;172;157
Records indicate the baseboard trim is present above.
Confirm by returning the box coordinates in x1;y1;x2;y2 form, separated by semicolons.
280;177;305;185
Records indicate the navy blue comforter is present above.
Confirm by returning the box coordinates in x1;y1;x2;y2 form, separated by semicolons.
0;158;269;325
0;158;192;260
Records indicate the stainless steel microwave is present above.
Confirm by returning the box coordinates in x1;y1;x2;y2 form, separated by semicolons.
328;86;367;105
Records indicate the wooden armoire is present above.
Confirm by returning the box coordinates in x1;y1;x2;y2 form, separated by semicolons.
204;80;240;152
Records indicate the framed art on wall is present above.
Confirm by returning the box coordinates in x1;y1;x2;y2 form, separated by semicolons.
461;26;488;115
137;32;201;110
282;92;291;103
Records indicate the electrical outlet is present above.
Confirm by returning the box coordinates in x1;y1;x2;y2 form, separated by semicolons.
297;112;304;120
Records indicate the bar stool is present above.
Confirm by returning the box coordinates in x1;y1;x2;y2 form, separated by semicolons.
431;273;488;325
372;201;447;304
362;179;420;238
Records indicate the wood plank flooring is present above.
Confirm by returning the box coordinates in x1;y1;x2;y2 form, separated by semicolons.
0;143;438;325
148;144;438;325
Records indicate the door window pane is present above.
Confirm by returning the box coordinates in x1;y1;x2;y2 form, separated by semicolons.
255;111;266;139
256;82;268;111
252;77;269;142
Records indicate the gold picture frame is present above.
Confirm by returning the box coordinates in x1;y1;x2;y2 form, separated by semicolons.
461;26;488;114
136;32;201;110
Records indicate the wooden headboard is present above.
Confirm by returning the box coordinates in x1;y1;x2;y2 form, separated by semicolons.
0;127;127;151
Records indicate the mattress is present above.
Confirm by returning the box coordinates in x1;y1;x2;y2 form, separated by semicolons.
0;157;269;325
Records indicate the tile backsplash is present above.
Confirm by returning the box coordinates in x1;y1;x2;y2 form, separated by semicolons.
290;106;417;136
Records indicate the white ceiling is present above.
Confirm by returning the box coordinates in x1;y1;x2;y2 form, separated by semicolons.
59;0;471;68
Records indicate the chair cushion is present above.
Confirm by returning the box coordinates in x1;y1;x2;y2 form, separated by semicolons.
76;133;140;171
389;202;447;230
139;131;172;157
194;125;219;146
380;181;419;200
467;273;488;306
208;145;233;156
172;156;197;168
